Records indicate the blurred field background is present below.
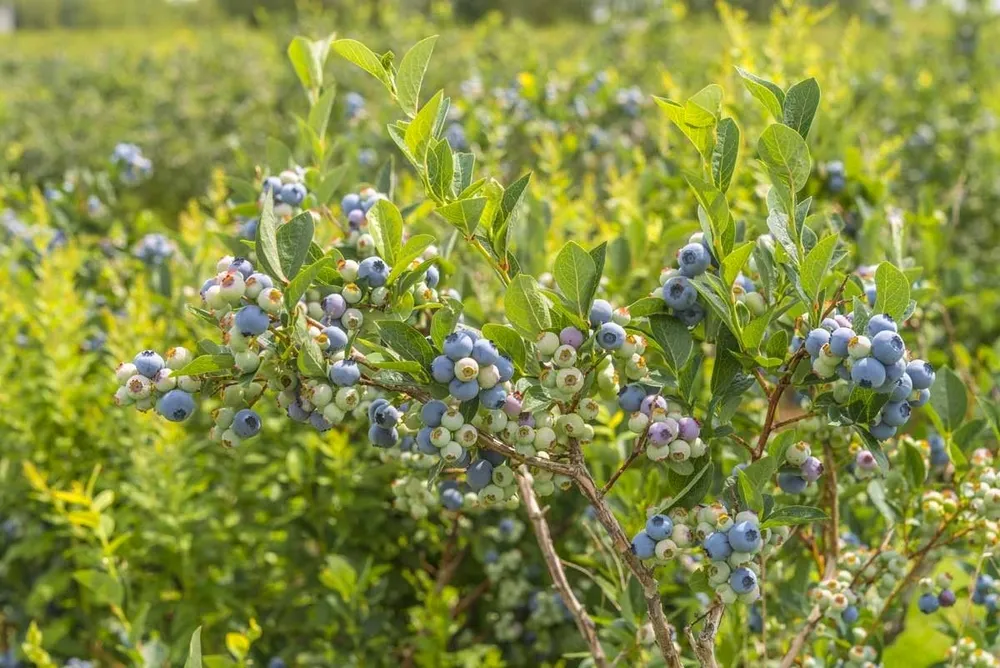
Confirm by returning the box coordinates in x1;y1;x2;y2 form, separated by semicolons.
1;0;1000;666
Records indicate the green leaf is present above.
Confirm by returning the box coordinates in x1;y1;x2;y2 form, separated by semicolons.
628;297;668;318
873;262;910;322
377;321;436;369
901;440;926;488
929;367;967;433
430;301;461;350
743;457;779;490
308;85;337;138
315;165;348;204
184;627;203;668
266;137;293;171
174;354;235;377
482;324;528;371
285;256;335;312
276;211;314;279
711;118;740;192
254;196;286;283
554;242;598;318
452;153;476;197
288;36;327;94
760;505;827;529
332;39;392;90
741;312;772;352
801;234;840;302
737;469;764;514
366;199;404;266
395;35;438;117
845;387;891;425
656;91;718;161
735;67;785;120
387;234;435;285
655;461;713;512
589;242;607;282
426;139;454;201
491;172;531;258
766;209;798;264
405;90;443;162
376;155;396;200
953;418;987;451
782;78;820;139
722;241;754;288
758;124;811;193
854;427;889;472
852;296;872;337
504;274;552;337
648;314;693;372
297;337;327;380
436;198;487;237
319;554;358;601
684;172;732;257
73;570;123;606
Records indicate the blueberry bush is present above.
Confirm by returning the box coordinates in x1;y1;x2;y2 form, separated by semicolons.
4;3;1000;667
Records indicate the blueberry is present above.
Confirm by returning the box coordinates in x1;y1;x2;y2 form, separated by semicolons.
729;567;757;594
618;384;647;413
596;322;626;350
909;388;931;408
889;372;913;401
702;531;732;560
262;176;282;197
918;592;939;614
440;487;464;511
449;379;479;402
479;385;507;409
865;286;877;306
871;330;905;365
235;305;270;336
421;400;448;427
677;242;711;277
357;256;390;288
443;332;474;361
286;400;310;422
829;327;855;358
232;408;261;438
938;589;957;607
373;403;400;428
309;412;333;432
341;193;361;215
727;521;762;552
133;350;165;378
867;313;897;337
804;328;831;358
645;514;674;541
631;531;656;559
425;264;440;288
906;360;935;390
482;450;506;467
415;427;437;454
851;357;887;389
228;257;254;278
800;456;824;482
662;276;697;310
589;299;613;326
472;338;500;366
559;326;585;349
749;605;763;633
280;182;307;206
269;658;287;668
155;390;195;422
869;420;897;440
881;400;911;427
676;303;706;327
467;459;494;491
884;358;906;384
842;605;859;624
821;317;840;332
323;326;349;352
431;355;455;383
648;420;678;445
368;424;399;448
347;208;365;228
495;355;515;382
777;471;808;494
322;293;347;318
329;359;361;386
678;417;700;441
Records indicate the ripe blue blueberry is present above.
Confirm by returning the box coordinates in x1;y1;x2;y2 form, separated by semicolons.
431;355;456;383
286;400;310;422
618;384;647;413
662;276;697;310
829;327;855;358
156;389;195;422
443;332;474;361
871;330;905;365
357;256;390;288
888;373;913;401
851;357;887;389
232;408;262;438
309;412;332;432
367;398;389;422
869;420;897;440
322;293;347;318
728;521;762;553
909;388;931;408
703;532;732;560
777;471;808;494
866;313;897;337
341;193;361;214
677;242;711;277
368;424;399;448
589;299;613;326
645;514;674;541
449;379;479;402
596;322;626;350
228;257;254;279
881;400;911;427
421;400;448;427
262;176;282;197
495;355;515;382
280;183;307;206
906;360;935;390
676;303;706;327
440;487;463;511
373;402;400;428
482;450;506;467
415;427;437;454
466;459;494;491
729;567;757;594
631;531;656;559
133;350;165;378
235;306;270;336
842;605;860;624
939;589;957;607
479;385;507;409
918;592;939;614
323;326;349;352
329;360;361;387
472;338;500;366
804;328;831;358
884;358;906;385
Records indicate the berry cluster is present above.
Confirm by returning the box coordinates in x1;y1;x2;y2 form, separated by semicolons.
776;441;825;494
916;575;957;614
656;233;712;327
806;577;861;625
804;311;935;439
113;347;199;421
631;513;683;562
261;169;309;213
947;637;998;668
619;388;703;463
699;510;764;604
972;575;998;612
433;330;513;407
133;233;175;265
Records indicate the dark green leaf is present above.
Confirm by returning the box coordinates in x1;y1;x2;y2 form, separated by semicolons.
760;505;827;529
377;321;436;369
735;67;784;120
649;314;693;372
276;211;314;279
711;118;740;192
782;78;820;139
395;35;438;117
929;366;967;433
554;242;598;318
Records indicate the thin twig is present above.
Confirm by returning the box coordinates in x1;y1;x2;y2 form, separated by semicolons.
600;427;650;496
685;603;725;667
773;412;815;431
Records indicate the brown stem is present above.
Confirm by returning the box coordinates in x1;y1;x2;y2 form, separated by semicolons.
600;427;650;496
451;579;490;619
773;412;815;431
685;604;725;667
515;470;608;667
753;349;807;459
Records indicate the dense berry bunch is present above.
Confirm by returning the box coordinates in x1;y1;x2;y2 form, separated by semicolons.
619;389;703;464
655;232;713;327
110;142;153;184
804;310;935;439
776;441;825;493
261;169;309;212
432;330;513;407
113;347;198;420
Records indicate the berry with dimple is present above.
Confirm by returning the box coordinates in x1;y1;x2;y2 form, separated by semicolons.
235;306;270;336
906;360;935;390
867;313;897;336
662;276;697;310
232;408;262;438
728;521;762;553
589;299;613;326
871;330;905;365
156;389;195;422
918;592;939;614
369;424;399;448
134;350;165;378
165;347;193;370
329;360;361;386
125;374;153;400
631;531;656;559
280;182;306;206
358;256;390;287
852;357;886;389
645;514;674;541
677;242;711;277
881;400;911;427
443;332;474;360
729;567;757;595
596;322;626;350
703;531;732;560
